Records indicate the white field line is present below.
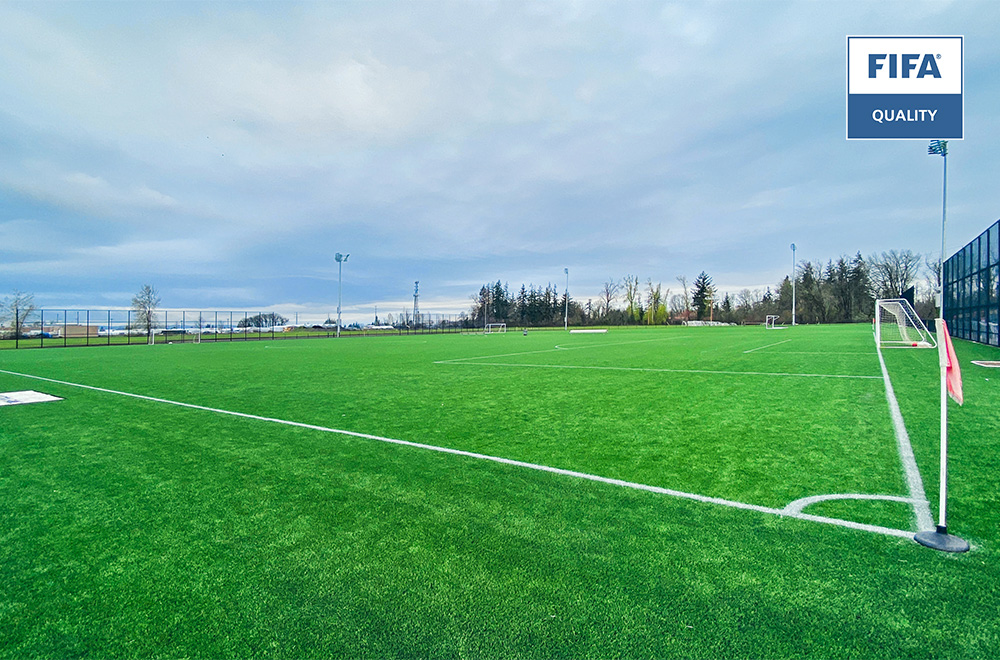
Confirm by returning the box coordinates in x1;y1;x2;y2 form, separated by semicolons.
0;368;912;540
771;351;875;355
434;361;881;380
440;336;690;364
782;493;918;515
875;347;935;531
743;339;792;354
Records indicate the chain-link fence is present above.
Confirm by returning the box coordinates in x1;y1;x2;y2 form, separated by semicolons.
0;309;480;350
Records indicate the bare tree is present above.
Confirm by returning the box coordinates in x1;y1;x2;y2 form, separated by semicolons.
622;275;641;323
868;250;922;299
918;255;943;318
676;275;691;321
132;284;160;343
238;312;289;329
645;279;668;325
1;290;36;338
925;255;942;298
736;288;764;322
600;278;620;318
669;293;687;319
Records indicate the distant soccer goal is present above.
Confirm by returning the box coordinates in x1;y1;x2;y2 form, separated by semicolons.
765;315;786;330
485;323;506;334
874;299;935;348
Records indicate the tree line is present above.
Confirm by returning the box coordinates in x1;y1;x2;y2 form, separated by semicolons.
468;249;939;327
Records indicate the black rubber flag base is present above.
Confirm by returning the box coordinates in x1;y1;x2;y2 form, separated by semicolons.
914;526;970;553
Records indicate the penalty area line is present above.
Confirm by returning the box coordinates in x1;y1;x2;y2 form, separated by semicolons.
743;339;792;354
434;361;881;380
439;335;692;364
0;368;912;540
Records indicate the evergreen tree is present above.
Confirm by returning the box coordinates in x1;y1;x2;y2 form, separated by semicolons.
691;272;715;320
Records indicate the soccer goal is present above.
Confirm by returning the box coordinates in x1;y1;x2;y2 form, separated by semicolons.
485;323;506;334
765;315;786;330
874;299;935;348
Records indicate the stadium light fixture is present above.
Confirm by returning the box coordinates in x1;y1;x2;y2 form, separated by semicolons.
335;252;349;338
790;243;796;326
564;268;569;330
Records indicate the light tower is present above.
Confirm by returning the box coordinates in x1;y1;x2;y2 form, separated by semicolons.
790;243;797;326
335;252;349;337
564;267;569;330
929;139;948;318
413;281;420;327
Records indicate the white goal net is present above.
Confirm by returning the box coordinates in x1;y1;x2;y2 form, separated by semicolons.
485;323;506;334
874;299;935;348
765;315;785;330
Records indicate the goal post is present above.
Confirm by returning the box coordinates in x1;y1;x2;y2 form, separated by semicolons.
485;323;506;334
875;299;936;348
765;315;785;329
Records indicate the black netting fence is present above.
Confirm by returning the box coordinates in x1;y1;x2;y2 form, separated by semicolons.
944;218;1000;346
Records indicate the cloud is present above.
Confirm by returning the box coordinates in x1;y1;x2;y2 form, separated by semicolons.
2;0;999;315
3;162;178;218
175;40;433;141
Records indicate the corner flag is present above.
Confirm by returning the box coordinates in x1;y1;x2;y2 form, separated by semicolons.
940;319;963;405
913;318;970;552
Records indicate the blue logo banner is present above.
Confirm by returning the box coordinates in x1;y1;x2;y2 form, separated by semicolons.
847;94;962;139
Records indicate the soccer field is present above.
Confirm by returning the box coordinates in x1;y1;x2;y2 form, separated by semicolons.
2;324;999;658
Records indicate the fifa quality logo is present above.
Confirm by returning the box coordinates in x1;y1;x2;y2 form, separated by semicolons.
846;36;962;140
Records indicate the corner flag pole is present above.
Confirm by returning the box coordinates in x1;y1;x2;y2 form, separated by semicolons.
914;319;969;553
938;322;949;531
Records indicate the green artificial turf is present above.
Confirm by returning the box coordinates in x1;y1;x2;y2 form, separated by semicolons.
1;324;998;658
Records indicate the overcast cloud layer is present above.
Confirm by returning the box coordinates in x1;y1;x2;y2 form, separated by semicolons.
2;1;999;322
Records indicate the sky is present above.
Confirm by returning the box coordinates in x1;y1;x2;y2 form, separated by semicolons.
2;0;999;324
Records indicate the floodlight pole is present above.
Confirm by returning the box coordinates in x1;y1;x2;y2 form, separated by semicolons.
335;252;349;338
790;243;796;326
564;268;569;331
936;142;948;319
